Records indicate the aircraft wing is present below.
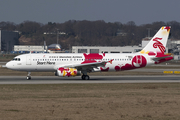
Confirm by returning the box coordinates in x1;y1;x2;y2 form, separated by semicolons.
70;61;106;68
55;60;113;71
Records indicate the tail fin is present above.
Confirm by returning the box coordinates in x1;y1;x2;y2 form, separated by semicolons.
140;26;171;55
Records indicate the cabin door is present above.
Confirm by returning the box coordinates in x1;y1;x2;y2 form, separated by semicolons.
26;55;31;65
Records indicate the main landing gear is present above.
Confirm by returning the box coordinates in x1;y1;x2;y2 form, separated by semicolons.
27;72;31;80
81;71;90;80
81;75;90;80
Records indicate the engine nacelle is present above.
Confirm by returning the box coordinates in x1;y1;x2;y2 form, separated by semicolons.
57;67;81;77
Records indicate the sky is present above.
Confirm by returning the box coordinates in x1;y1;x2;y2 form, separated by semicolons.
0;0;180;25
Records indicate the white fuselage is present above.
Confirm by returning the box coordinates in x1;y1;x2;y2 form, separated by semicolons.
6;53;154;72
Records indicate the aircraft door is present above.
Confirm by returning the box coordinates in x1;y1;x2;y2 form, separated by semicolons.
26;55;31;65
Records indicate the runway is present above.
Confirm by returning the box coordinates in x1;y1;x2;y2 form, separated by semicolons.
0;75;180;84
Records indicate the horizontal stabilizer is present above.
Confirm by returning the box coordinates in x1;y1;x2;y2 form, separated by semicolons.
151;55;173;62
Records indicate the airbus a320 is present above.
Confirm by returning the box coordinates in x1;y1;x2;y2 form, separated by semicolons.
6;26;173;80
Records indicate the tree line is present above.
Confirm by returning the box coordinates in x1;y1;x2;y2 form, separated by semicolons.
0;20;180;49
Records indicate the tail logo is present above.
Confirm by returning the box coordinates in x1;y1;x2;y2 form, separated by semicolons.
153;37;165;54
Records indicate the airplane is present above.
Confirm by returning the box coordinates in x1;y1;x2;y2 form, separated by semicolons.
6;26;173;80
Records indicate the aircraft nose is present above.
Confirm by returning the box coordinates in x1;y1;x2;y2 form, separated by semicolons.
6;61;13;69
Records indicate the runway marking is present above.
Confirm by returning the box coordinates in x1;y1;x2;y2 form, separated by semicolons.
163;71;180;74
163;71;173;74
174;71;180;74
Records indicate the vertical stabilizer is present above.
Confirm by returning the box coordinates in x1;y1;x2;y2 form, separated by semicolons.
140;26;171;55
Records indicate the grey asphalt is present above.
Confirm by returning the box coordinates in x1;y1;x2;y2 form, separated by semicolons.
0;75;180;84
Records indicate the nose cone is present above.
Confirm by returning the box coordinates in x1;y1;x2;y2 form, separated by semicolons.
6;61;13;69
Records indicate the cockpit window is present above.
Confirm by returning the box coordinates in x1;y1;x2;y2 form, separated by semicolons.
12;58;21;61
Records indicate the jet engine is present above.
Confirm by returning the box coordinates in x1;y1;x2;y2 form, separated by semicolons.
56;67;81;77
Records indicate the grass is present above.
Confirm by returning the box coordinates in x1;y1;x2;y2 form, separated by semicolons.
0;83;180;120
5;109;21;112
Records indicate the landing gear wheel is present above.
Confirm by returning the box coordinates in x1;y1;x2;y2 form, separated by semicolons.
84;75;89;80
27;76;31;80
81;75;85;80
27;72;31;80
81;75;90;80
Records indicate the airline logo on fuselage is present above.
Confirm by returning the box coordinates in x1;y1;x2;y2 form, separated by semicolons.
49;56;82;58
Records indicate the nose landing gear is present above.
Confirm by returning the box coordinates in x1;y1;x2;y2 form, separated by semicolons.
27;72;31;80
